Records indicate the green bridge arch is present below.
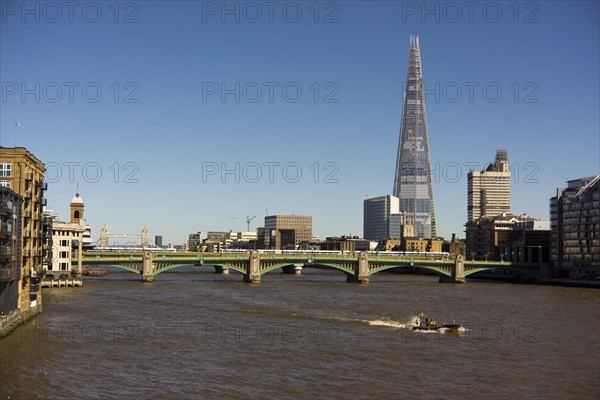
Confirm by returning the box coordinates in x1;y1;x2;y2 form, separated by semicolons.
368;264;452;278
259;263;297;275
153;263;202;276
93;264;141;275
305;263;355;276
206;263;247;276
255;262;356;277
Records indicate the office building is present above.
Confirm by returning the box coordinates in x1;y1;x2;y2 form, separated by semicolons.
228;231;258;249
364;195;414;241
321;236;370;252
550;175;600;278
393;35;436;238
188;231;230;252
264;215;312;250
467;150;511;222
466;212;549;262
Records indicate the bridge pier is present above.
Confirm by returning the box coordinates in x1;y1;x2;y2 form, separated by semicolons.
346;275;369;284
281;264;303;275
243;250;261;283
440;255;465;283
347;251;369;284
141;251;154;282
214;266;230;275
281;265;295;274
75;239;83;278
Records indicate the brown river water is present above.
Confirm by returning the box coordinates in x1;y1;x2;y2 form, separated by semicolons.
1;268;599;399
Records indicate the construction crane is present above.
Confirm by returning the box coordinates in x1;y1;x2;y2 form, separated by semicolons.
265;208;269;216
246;216;256;232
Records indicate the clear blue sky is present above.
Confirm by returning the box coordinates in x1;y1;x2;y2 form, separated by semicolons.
1;1;599;244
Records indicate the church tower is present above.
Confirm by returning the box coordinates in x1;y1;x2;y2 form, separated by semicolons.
70;188;85;224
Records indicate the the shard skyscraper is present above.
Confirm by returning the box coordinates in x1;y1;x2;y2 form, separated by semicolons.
393;35;436;238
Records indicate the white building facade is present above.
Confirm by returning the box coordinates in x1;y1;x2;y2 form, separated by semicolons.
468;150;511;222
47;190;87;276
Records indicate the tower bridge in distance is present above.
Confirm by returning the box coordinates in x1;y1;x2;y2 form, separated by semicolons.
75;251;546;284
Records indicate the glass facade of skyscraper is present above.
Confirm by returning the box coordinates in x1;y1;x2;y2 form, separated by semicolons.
393;35;436;238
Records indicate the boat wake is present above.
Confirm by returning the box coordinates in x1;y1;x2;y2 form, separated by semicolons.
290;313;467;334
360;319;411;329
351;315;468;334
307;315;414;329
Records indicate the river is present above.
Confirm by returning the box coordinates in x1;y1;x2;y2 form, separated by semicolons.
1;268;599;399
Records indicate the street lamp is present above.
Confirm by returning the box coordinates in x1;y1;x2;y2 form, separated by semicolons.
14;122;21;147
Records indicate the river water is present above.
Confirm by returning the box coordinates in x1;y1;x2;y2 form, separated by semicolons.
1;268;599;399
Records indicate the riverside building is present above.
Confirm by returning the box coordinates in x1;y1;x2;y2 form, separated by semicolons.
467;150;511;222
550;175;600;279
0;146;46;335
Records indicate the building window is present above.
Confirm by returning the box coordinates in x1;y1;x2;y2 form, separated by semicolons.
0;163;11;177
0;180;10;188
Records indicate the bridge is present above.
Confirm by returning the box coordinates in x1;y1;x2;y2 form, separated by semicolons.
75;251;545;284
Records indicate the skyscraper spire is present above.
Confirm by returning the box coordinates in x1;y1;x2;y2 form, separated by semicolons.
393;35;436;238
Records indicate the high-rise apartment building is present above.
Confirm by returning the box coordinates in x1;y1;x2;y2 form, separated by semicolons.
393;35;436;238
467;150;511;222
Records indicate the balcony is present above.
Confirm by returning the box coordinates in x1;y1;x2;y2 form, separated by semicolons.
0;224;12;236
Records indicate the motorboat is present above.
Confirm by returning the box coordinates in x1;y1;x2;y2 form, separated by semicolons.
413;314;461;333
412;322;462;333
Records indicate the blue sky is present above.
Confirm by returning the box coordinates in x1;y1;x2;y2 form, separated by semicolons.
1;0;599;244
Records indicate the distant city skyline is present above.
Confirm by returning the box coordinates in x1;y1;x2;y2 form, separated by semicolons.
2;2;598;244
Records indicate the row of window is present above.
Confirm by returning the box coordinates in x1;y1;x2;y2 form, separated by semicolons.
53;231;81;237
49;262;69;271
